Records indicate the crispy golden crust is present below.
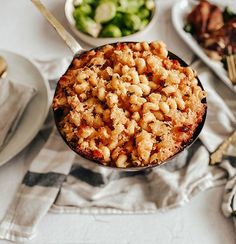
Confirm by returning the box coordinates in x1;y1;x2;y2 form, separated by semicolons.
53;41;206;168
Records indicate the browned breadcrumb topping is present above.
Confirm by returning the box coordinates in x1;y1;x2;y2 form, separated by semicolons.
53;41;206;168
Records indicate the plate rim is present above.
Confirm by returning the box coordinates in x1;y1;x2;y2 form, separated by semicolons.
0;49;51;167
171;0;236;93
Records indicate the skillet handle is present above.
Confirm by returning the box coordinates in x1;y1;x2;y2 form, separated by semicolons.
31;0;84;55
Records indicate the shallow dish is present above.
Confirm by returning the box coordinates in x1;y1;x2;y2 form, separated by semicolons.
0;50;50;167
65;0;158;47
172;0;236;92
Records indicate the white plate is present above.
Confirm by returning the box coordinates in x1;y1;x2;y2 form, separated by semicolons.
172;0;236;92
0;50;50;167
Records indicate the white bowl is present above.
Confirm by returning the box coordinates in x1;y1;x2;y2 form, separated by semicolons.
65;0;158;47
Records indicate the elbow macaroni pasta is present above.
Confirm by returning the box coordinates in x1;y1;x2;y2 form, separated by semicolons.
53;41;206;168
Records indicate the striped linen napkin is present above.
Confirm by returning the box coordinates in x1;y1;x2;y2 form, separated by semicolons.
0;58;236;242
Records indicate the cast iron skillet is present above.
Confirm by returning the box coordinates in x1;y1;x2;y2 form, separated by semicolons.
32;0;207;171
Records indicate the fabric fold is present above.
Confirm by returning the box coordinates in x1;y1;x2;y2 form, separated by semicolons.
0;79;36;151
0;129;75;242
0;58;236;242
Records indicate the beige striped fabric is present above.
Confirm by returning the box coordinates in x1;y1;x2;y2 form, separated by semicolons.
0;59;236;242
0;129;75;242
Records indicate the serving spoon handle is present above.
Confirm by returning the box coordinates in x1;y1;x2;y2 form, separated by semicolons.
0;56;7;79
31;0;84;55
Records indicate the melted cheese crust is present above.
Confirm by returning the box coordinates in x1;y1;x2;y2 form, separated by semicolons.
53;41;206;168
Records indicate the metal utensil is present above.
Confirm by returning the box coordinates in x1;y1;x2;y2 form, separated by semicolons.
226;54;236;84
31;0;207;171
210;130;236;165
31;0;83;55
0;56;7;78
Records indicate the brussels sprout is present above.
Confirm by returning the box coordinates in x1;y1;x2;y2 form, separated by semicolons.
73;0;83;7
76;15;101;37
123;14;142;31
86;0;97;4
145;0;155;10
110;12;124;28
95;2;117;23
122;29;133;36
100;24;122;37
118;0;145;14
137;7;150;19
140;19;149;30
80;3;93;15
74;0;96;7
73;4;93;18
100;0;118;4
73;8;80;19
86;0;98;8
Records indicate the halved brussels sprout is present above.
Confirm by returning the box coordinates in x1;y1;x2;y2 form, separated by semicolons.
95;2;117;23
76;15;101;37
100;24;122;37
118;0;144;14
73;3;93;17
137;7;150;19
123;14;142;31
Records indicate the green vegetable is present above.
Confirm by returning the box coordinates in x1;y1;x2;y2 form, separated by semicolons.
74;0;96;6
73;0;83;7
72;0;152;37
145;0;155;10
183;23;194;34
118;0;144;14
137;7;150;19
124;14;142;31
99;0;118;4
110;12;124;27
95;1;117;23
73;3;93;18
100;24;122;37
122;29;133;36
84;0;97;4
75;15;101;37
223;6;236;22
73;8;81;19
140;19;149;30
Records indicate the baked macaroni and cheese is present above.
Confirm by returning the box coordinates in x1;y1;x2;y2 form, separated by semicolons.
53;41;206;168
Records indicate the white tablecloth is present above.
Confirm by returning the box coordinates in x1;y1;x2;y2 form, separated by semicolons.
0;0;236;243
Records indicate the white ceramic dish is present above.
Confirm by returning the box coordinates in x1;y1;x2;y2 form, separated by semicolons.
172;0;236;92
0;50;50;167
65;0;158;47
